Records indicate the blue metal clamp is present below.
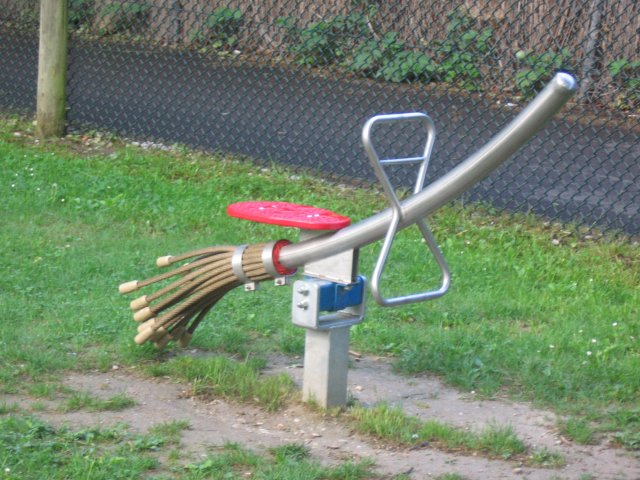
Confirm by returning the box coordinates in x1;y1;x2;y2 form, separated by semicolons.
292;276;366;330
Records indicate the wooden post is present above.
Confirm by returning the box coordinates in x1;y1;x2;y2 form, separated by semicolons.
36;0;68;138
578;0;604;102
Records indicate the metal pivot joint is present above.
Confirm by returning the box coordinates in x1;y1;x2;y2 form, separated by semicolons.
362;112;451;307
292;276;366;330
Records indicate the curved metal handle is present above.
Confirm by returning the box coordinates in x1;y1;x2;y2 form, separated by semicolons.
362;113;435;211
362;113;451;307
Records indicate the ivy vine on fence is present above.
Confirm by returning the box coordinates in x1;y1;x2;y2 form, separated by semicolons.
276;6;495;91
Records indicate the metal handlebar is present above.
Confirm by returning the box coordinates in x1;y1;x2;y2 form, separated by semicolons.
362;113;451;307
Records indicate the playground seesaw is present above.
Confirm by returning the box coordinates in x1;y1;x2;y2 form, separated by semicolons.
119;73;577;407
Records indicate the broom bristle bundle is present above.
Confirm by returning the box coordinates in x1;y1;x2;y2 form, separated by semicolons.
119;242;278;349
178;332;192;348
153;334;172;350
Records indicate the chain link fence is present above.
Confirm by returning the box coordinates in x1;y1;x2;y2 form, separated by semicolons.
1;1;638;234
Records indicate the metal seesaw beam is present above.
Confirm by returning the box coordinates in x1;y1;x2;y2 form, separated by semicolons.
277;73;577;270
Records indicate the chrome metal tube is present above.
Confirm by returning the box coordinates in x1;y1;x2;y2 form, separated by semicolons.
278;73;577;268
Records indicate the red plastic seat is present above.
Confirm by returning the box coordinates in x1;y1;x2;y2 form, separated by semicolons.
226;201;351;231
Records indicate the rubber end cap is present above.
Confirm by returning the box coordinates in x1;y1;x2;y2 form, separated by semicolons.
134;327;156;345
119;280;139;294
137;318;157;332
156;256;173;267
133;306;153;323
130;295;149;311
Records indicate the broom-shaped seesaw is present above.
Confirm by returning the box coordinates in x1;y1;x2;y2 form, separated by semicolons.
119;73;577;349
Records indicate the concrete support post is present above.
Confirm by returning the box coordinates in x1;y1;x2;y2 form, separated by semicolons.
36;0;68;138
302;326;351;408
294;229;361;409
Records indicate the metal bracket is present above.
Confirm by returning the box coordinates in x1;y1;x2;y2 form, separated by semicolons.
362;112;451;307
274;276;291;286
300;230;359;284
292;276;366;330
244;282;258;291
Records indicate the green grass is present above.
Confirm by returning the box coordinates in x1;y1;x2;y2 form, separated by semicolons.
0;417;158;478
349;402;561;464
269;442;312;463
559;417;596;445
0;114;638;451
60;391;136;412
183;441;376;479
0;416;374;479
528;447;566;468
148;419;191;445
146;355;296;412
25;382;65;399
0;402;20;415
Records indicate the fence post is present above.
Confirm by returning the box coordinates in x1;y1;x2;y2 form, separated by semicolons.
578;0;604;101
36;0;68;138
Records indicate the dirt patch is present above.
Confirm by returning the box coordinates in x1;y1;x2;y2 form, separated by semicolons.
3;355;638;480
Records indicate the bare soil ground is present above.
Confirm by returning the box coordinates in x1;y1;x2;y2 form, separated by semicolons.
4;354;639;479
